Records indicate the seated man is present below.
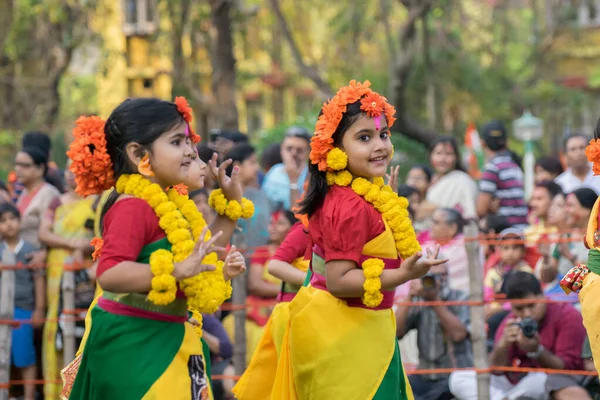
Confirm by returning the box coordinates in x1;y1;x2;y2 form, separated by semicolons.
546;336;597;400
449;271;586;400
396;260;472;400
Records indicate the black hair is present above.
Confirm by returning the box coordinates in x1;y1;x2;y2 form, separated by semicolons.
440;207;464;235
0;202;20;220
428;136;466;172
572;187;598;210
297;100;364;218
535;180;563;199
409;164;433;183
501;270;542;299
564;133;589;151
225;143;256;177
197;144;214;164
280;209;299;226
0;180;8;193
22;131;51;157
535;156;564;177
20;146;49;177
100;98;186;228
210;129;248;144
260;143;283;171
189;188;209;200
397;185;419;200
485;214;511;235
285;126;311;145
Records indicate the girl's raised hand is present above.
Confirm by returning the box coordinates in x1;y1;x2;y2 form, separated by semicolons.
386;165;400;193
174;227;224;280
223;245;247;281
208;152;243;202
397;245;448;283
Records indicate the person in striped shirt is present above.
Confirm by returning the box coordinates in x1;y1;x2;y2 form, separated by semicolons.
477;120;529;229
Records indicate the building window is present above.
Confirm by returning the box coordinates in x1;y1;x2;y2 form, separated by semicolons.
123;0;156;36
577;0;600;26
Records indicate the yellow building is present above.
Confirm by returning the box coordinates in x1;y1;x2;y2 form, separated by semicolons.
93;0;318;135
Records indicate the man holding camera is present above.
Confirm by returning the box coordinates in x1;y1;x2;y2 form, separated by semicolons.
396;259;472;400
449;271;586;400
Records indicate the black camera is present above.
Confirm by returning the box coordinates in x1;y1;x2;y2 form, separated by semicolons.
421;273;438;290
517;317;538;339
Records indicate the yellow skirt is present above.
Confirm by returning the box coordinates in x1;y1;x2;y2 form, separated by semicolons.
580;272;600;372
269;286;411;400
233;302;291;399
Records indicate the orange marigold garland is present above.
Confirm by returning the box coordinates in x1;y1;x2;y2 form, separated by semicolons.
586;139;600;176
67;116;115;197
172;184;189;196
90;237;104;261
174;96;201;144
309;80;396;172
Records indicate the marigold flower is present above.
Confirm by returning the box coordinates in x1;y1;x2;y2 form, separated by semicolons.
174;96;201;144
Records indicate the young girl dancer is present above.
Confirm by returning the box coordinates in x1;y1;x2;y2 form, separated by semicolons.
241;80;445;400
233;217;310;399
561;125;600;373
61;97;252;399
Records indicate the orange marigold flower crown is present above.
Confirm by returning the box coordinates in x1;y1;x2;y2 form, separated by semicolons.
587;138;600;176
67;96;201;197
310;80;396;172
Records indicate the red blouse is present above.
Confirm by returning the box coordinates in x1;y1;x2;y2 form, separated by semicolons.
309;186;384;264
97;198;166;277
272;222;310;263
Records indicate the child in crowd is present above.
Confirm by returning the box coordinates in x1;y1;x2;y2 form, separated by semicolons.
484;228;533;318
0;202;44;400
189;188;216;224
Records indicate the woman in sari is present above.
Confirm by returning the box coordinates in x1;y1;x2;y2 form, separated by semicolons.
417;136;478;221
38;163;95;399
15;147;61;249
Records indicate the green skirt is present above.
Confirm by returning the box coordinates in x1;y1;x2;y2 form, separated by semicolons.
68;306;213;399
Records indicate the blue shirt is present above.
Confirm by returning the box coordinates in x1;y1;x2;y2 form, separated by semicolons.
261;163;308;210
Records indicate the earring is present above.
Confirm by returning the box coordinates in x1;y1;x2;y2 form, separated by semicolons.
138;154;154;177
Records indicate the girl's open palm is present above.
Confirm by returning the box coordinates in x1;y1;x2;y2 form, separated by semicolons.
208;153;243;202
400;245;448;281
223;245;247;280
174;227;224;280
386;165;400;193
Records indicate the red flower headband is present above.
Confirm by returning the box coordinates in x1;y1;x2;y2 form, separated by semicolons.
67;96;200;196
309;80;396;171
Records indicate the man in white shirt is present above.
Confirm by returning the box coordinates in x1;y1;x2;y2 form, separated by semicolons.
555;133;600;194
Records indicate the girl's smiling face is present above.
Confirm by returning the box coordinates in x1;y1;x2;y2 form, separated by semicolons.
145;121;201;188
340;115;392;179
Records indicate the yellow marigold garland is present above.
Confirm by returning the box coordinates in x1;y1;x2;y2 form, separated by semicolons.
116;174;234;313
362;258;385;307
208;189;254;220
324;169;421;308
189;307;204;339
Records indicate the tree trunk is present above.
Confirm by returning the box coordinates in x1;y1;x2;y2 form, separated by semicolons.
209;0;239;131
389;0;438;147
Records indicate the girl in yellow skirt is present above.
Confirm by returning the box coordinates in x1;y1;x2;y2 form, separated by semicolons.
233;218;310;399
60;97;252;399
561;129;600;373
222;210;300;365
236;80;446;400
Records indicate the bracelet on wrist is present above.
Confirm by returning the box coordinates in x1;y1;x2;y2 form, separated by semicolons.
207;189;255;220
